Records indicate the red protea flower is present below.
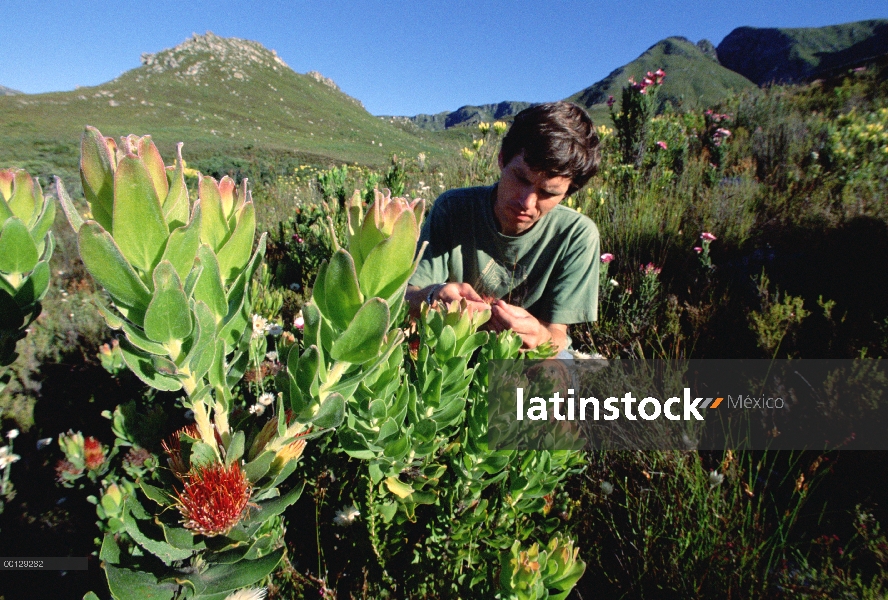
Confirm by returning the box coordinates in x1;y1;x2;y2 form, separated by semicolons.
161;424;201;475
83;436;106;470
175;462;252;537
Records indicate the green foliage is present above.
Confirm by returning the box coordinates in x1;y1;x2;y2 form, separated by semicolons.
0;168;55;368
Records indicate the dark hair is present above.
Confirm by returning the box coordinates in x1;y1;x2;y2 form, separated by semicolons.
500;102;600;195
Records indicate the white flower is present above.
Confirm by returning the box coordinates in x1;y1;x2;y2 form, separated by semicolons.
249;404;266;416
36;437;53;450
251;314;268;340
266;324;283;336
265;351;279;362
0;446;21;469
6;429;19;440
258;392;275;407
709;470;725;487
600;481;614;496
681;433;698;450
224;588;267;600
610;279;619;287
334;504;360;526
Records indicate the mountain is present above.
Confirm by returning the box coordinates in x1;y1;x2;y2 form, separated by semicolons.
391;101;536;132
0;85;22;96
567;37;756;114
717;19;888;85
0;32;454;175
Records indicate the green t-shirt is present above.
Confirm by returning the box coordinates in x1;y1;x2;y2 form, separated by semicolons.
410;184;599;324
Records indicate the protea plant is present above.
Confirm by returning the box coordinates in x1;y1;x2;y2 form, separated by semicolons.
56;127;312;599
57;127;264;405
0;168;55;368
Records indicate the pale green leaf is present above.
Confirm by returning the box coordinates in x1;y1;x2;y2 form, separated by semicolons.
112;155;169;275
215;201;255;286
330;298;389;364
0;217;38;275
144;261;192;346
79;127;115;232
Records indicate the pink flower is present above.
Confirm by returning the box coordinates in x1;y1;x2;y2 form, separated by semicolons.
701;232;717;241
656;141;668;150
292;234;304;244
641;263;661;276
693;246;703;254
294;316;304;330
606;95;615;108
600;253;615;264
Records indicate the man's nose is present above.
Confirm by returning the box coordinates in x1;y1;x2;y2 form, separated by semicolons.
516;190;537;210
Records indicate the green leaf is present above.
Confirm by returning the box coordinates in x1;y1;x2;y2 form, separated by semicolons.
215;201;255;287
7;169;39;225
13;260;49;307
78;221;152;321
79;127;115;232
163;143;190;229
55;176;83;233
160;521;206;552
160;202;201;282
240;483;303;534
198;175;229;252
192;245;227;322
140;482;173;507
0;217;38;275
120;320;168;355
137;136;169;202
144;261;192;347
180;548;283;597
105;562;177;600
310;392;345;429
118;337;183;392
225;430;245;466
358;210;418;299
186;300;218;382
322;249;364;330
121;501;194;565
243;451;275;483
330;298;390;364
30;196;56;245
112;155;169;275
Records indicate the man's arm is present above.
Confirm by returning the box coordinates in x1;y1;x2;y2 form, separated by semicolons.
406;282;491;316
489;301;568;352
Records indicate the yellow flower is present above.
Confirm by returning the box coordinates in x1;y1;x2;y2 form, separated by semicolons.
472;138;484;151
478;122;490;134
460;147;475;161
493;121;508;135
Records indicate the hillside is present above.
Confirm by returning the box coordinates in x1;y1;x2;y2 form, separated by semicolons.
0;32;458;180
567;37;756;114
391;101;536;132
0;85;22;96
717;19;888;85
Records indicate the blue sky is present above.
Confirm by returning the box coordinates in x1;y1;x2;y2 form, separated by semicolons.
1;1;885;116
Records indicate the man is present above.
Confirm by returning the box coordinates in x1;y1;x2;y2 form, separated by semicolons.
406;102;601;353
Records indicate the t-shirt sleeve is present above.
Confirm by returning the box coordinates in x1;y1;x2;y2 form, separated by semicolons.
537;220;600;324
409;194;452;288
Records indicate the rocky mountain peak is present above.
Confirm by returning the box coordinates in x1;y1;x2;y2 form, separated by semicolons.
138;31;290;83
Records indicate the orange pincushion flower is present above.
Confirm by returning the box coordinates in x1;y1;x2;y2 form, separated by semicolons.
83;436;106;470
175;462;252;537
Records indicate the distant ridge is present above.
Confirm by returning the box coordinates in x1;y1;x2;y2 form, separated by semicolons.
717;19;888;85
0;32;452;170
567;37;756;113
0;85;23;96
388;101;535;132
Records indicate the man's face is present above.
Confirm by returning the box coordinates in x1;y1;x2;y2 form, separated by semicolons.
494;152;572;236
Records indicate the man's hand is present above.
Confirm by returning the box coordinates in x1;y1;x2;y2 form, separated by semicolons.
405;283;491;316
489;300;568;351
